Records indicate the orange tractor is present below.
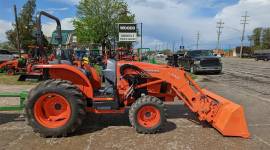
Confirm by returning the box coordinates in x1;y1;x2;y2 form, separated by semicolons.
115;48;139;61
0;58;26;75
25;59;250;138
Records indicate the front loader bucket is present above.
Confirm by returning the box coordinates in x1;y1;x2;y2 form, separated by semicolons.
202;89;250;138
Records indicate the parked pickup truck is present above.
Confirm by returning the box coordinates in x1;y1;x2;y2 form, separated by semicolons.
254;53;270;61
179;50;222;74
0;49;14;62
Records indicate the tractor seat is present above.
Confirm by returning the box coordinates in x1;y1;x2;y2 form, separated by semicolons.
48;59;72;65
102;59;116;85
78;67;92;80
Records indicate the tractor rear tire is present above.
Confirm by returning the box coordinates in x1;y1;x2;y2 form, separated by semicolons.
129;96;166;134
7;68;15;76
25;79;86;137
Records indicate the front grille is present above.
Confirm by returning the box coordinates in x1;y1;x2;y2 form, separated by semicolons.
200;59;220;67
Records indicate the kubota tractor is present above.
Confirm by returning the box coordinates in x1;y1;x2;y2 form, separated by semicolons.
25;58;250;138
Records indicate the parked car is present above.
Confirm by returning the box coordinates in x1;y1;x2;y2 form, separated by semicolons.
179;50;222;74
254;53;270;61
0;49;14;62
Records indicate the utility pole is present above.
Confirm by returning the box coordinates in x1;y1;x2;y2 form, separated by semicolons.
172;41;175;53
180;36;184;51
181;36;184;46
248;35;253;48
240;11;249;58
14;5;21;58
140;23;143;50
260;29;263;49
196;32;200;49
216;20;224;50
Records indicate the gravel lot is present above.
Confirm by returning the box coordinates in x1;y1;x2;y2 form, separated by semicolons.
0;57;269;150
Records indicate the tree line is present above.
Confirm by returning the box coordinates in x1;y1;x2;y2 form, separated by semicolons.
251;27;270;50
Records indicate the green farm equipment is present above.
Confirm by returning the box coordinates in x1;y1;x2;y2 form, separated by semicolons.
0;91;28;111
137;48;157;64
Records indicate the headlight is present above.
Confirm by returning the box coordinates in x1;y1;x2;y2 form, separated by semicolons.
194;60;200;65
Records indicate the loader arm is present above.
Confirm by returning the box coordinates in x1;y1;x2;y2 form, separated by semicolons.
120;62;250;138
157;68;249;138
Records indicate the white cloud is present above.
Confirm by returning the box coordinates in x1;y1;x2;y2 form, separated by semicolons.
215;0;270;45
127;0;217;49
42;18;75;37
0;18;74;43
2;0;270;50
0;20;12;42
53;0;80;5
40;7;69;14
127;0;270;49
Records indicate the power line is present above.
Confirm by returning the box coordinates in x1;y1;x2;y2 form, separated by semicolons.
216;19;224;49
240;11;250;58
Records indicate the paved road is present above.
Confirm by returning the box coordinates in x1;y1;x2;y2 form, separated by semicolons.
0;58;269;150
207;58;270;101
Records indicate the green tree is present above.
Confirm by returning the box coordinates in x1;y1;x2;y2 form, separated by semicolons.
252;27;262;49
262;28;270;49
73;0;135;50
6;0;37;49
0;42;13;50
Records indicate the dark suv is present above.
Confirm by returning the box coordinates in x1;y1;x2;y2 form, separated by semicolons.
179;50;222;74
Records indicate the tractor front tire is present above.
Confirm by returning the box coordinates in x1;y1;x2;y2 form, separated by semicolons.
129;96;166;134
25;80;86;137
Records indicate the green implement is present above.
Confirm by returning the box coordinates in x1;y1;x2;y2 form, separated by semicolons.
0;91;28;111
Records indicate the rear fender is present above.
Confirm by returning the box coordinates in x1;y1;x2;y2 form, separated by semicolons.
84;65;101;90
35;64;93;98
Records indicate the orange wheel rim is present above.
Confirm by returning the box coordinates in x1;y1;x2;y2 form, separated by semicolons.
34;93;71;128
137;105;160;128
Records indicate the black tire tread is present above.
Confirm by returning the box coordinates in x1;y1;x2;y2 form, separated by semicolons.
129;96;166;134
25;79;86;137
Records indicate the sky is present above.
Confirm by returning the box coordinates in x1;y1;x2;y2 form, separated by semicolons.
1;0;270;50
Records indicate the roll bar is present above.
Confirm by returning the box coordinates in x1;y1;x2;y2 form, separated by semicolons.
36;11;62;57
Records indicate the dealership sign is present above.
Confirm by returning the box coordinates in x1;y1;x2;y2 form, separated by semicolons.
119;23;137;42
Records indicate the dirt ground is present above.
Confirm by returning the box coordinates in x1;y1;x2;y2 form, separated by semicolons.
0;58;269;150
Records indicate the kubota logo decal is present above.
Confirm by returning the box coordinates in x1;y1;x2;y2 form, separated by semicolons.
145;69;160;73
170;73;180;79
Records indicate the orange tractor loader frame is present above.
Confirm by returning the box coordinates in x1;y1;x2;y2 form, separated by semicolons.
26;60;250;138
